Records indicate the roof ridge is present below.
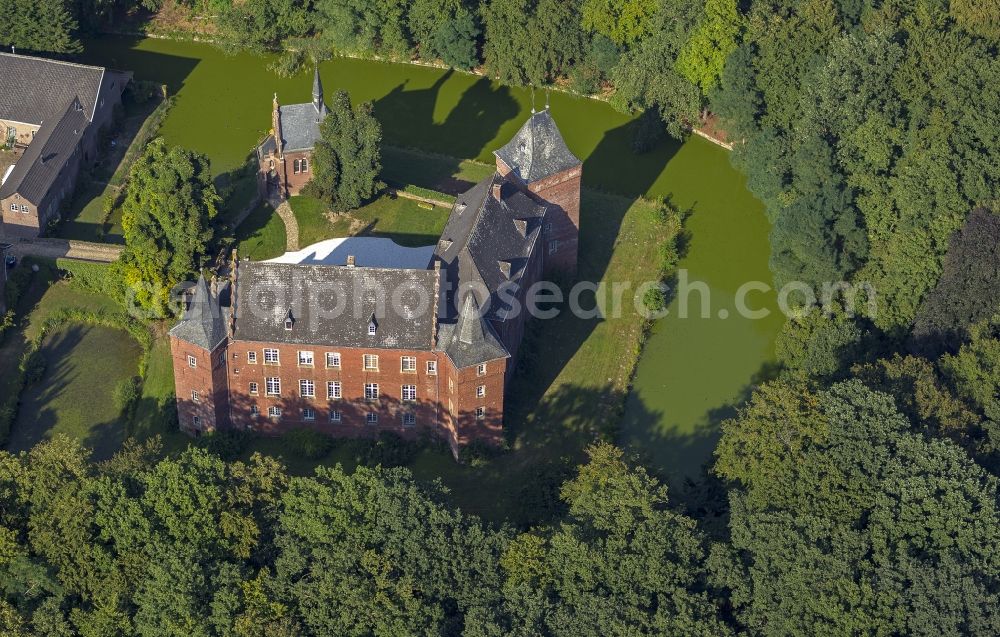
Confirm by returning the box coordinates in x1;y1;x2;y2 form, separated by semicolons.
0;51;106;72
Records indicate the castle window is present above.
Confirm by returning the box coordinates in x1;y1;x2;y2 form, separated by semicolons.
303;407;315;421
299;379;315;398
364;383;379;400
9;204;15;211
477;363;487;376
301;158;308;172
192;416;201;428
249;382;258;395
293;159;300;174
549;240;559;255
247;351;258;364
191;390;200;403
368;317;378;335
327;381;341;399
476;406;485;420
263;349;279;364
363;354;378;371
268;406;281;419
401;412;416;427
329;410;342;423
427;360;437;375
477;385;486;398
401;356;416;372
298;350;314;366
265;377;281;396
250;405;259;416
326;352;341;368
366;412;378;425
188;355;197;368
284;318;293;330
402;385;416;401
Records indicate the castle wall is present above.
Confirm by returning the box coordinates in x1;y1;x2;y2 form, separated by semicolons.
170;334;228;434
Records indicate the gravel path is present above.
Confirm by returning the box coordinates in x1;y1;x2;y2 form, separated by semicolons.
268;193;299;252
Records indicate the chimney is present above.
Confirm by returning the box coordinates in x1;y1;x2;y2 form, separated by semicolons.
346;255;356;267
492;182;502;201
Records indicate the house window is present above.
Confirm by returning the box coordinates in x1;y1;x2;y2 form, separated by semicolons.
187;355;197;368
402;385;416;401
19;205;27;213
299;379;315;398
363;354;378;371
427;360;437;375
449;377;454;392
301;158;308;172
298;350;314;366
549;240;559;255
250;405;259;416
477;363;487;376
303;407;315;421
475;406;485;420
401;356;416;372
219;353;226;366
8;204;15;211
263;349;279;364
368;321;377;335
247;351;257;364
293;159;301;174
248;382;259;395
265;377;281;396
326;352;341;368
401;412;416;427
329;410;342;423
476;385;486;398
268;406;282;418
366;412;379;425
364;383;379;400
327;381;341;399
192;416;201;429
191;390;200;403
284;317;293;330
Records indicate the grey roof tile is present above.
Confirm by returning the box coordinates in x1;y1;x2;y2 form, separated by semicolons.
437;293;508;368
0;98;88;202
494;109;581;183
169;274;229;351
0;52;110;124
232;261;438;350
278;102;325;152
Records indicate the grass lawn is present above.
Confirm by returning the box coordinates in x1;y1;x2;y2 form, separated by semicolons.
235;201;286;260
288;194;449;249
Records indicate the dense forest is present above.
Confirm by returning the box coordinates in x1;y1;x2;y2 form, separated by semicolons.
3;0;1000;633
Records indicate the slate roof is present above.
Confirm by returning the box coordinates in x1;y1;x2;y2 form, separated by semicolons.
436;293;508;368
0;52;110;124
494;109;581;184
169;274;229;351
0;98;88;202
435;174;545;322
232;261;438;350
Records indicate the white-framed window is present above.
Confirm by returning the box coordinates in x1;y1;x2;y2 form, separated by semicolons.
368;322;377;335
326;352;341;368
265;377;281;396
187;355;197;368
448;377;454;392
477;363;487;376
250;405;259;416
248;382;258;395
191;390;200;403
298;351;314;366
192;416;201;429
402;385;416;401
284;317;293;330
301;158;308;172
327;381;341;399
401;412;416;427
19;205;27;213
247;351;257;364
366;412;378;425
268;406;282;418
426;360;437;375
293;158;301;174
263;348;279;364
401;356;417;372
303;407;315;421
9;204;15;211
329;410;342;423
475;406;485;420
299;379;315;398
363;354;378;371
476;385;486;398
364;383;379;400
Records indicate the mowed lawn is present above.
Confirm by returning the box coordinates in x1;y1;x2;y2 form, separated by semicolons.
290;194;449;248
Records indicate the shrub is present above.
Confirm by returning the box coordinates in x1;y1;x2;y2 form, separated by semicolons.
643;286;666;313
56;260;127;307
4;267;32;308
114;376;142;414
0;401;15;446
268;50;306;77
361;431;420;467
20;349;46;386
198;429;252;461
284;427;334;460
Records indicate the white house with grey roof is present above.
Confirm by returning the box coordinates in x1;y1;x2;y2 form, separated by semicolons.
0;52;131;238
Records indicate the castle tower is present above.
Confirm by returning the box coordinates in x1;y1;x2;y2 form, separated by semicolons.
312;65;326;118
168;274;230;434
494;108;582;276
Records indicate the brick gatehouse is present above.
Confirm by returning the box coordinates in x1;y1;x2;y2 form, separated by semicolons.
172;107;582;454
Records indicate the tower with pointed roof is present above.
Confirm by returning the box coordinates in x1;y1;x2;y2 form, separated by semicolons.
169;274;231;434
494;107;582;276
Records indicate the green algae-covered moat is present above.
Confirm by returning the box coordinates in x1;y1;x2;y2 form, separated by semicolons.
81;37;783;479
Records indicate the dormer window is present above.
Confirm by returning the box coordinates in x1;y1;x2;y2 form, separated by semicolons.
284;309;294;330
368;314;377;335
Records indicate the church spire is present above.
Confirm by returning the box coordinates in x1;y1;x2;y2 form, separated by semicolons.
312;65;325;117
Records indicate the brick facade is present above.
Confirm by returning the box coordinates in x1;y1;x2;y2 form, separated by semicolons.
170;335;229;434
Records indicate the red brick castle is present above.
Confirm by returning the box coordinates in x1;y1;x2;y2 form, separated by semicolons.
172;104;582;454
